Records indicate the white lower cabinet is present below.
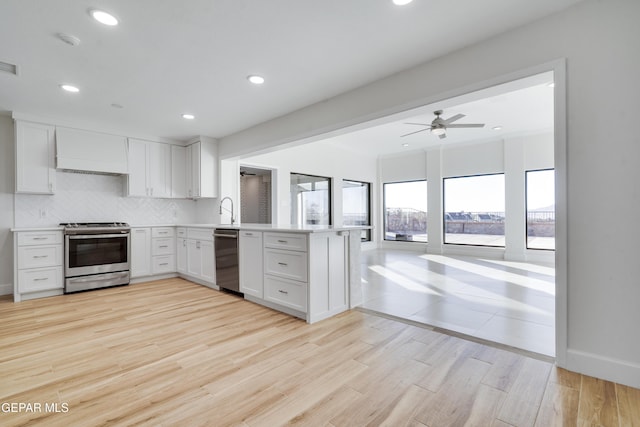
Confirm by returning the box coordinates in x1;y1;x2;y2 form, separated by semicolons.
151;228;175;274
264;275;306;313
13;230;64;302
241;230;348;323
130;228;151;278
179;228;215;286
239;231;263;298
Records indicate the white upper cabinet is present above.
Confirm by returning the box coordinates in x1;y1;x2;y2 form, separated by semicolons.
186;137;217;199
15;121;56;194
127;138;171;198
171;145;188;199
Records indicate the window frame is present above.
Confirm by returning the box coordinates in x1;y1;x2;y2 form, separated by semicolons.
382;179;428;243
342;179;372;242
290;172;333;226
525;168;555;251
442;172;506;248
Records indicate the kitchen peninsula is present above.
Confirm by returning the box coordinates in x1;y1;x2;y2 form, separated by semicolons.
136;223;367;324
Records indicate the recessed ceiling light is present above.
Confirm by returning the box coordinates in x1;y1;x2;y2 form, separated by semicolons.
60;84;80;93
402;143;409;147
492;126;503;131
247;75;265;85
90;9;119;26
393;0;414;5
182;114;195;120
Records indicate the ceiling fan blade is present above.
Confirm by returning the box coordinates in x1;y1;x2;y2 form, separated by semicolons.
400;128;430;137
446;123;485;128
439;133;447;139
403;122;430;126
443;113;465;124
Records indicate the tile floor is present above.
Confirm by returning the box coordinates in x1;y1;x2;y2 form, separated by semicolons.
360;249;556;357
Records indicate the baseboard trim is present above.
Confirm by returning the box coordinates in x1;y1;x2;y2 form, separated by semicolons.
0;283;12;296
567;348;640;389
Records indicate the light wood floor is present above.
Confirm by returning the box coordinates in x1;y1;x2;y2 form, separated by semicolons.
0;279;638;426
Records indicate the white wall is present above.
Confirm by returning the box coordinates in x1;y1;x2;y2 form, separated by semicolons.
217;0;640;387
0;116;15;294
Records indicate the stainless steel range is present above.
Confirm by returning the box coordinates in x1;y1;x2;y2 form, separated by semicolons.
61;222;131;293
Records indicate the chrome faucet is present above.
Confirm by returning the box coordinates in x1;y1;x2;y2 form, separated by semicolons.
219;196;235;225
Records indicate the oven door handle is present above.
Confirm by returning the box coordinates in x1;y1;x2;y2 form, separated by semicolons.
68;233;130;239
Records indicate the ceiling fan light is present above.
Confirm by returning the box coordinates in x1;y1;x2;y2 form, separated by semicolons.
431;127;446;136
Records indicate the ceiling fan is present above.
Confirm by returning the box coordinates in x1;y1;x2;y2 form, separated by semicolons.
401;110;485;139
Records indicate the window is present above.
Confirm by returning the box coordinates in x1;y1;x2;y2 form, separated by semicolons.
343;180;371;241
383;180;427;242
443;173;505;247
526;169;555;250
291;173;331;226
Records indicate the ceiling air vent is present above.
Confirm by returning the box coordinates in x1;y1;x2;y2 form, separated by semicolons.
0;60;18;76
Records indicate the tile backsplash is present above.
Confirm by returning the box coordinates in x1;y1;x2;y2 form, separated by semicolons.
15;171;199;227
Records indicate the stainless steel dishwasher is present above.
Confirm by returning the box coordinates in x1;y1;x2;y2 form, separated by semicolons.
214;228;240;293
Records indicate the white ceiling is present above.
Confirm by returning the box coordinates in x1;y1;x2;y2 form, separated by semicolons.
0;0;580;142
318;72;555;157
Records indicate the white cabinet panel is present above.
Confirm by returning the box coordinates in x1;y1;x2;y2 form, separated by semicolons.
17;245;62;269
186;138;217;199
130;228;151;278
264;233;307;252
127;139;148;197
264;275;307;313
18;267;63;293
152;255;175;274
147;142;171;198
17;231;62;246
239;231;263;298
15;121;55;194
186;239;202;278
176;237;187;274
171;145;188;198
200;240;215;283
127;139;171;198
264;249;308;282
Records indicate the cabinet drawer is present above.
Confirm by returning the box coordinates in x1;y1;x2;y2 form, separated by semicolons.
151;237;175;255
18;245;62;269
264;249;307;282
264;275;307;313
187;228;214;241
176;227;186;237
17;231;62;246
18;266;63;293
152;255;176;274
264;233;307;252
152;227;175;238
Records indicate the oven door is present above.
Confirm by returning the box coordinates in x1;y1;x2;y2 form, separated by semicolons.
65;233;130;277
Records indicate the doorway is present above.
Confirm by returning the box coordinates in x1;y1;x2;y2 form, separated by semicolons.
239;166;273;224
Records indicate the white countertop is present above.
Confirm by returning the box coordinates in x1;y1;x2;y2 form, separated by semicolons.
11;226;64;232
13;223;369;234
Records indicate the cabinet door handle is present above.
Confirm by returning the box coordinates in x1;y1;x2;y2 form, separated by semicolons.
32;237;48;240
33;277;48;281
277;262;288;266
277;240;288;243
278;289;288;295
196;241;201;249
159;263;169;266
33;255;49;259
245;232;253;236
159;245;169;248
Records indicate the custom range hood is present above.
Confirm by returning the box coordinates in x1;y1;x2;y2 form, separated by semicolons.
56;126;128;175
